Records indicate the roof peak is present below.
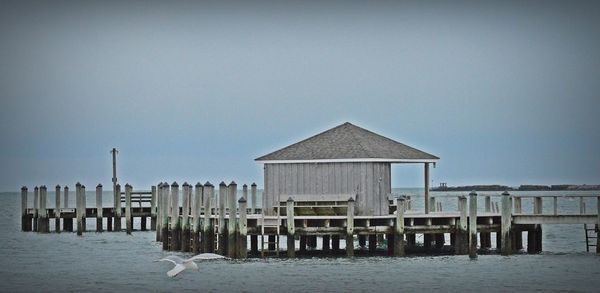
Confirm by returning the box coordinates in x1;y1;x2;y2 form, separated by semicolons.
256;122;438;163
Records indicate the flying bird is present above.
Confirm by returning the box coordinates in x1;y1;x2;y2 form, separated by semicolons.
157;253;228;277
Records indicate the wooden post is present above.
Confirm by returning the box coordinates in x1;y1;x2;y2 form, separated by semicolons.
39;186;48;233
331;235;340;252
203;182;215;253
63;186;72;232
250;183;258;254
156;183;162;241
346;197;354;256
468;191;478;259
81;184;86;232
481;195;491;249
170;182;181;251
218;182;227;256
251;183;257;214
430;196;436;213
500;191;512;255
455;195;468;255
580;197;585;214
33;186;39;232
394;198;405;256
96;184;103;232
424;163;430;214
514;196;522;214
151;185;157;231
192;182;203;254
21;186;28;231
125;184;132;235
114;184;122;231
161;183;170;250
534;196;542;253
242;184;248;211
76;184;83;236
553;196;558;216
181;183;191;252
596;196;599;254
227;182;237;258
238;196;248;259
286;197;295;258
55;185;61;233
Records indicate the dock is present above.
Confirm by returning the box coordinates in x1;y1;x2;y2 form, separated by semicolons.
19;182;600;258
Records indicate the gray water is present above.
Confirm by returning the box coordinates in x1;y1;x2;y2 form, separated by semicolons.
2;189;600;292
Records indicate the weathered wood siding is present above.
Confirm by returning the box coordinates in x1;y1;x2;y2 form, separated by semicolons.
263;162;391;216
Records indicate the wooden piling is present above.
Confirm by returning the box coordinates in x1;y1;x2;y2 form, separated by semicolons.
114;184;122;231
331;235;340;252
394;198;405;256
455;196;468;255
531;197;543;253
170;182;181;251
151;185;157;231
156;183;162;241
39;186;49;233
55;185;61;233
125;184;132;234
286;197;295;258
63;186;73;232
81;185;86;231
33;186;39;232
251;183;257;214
227;182;237;258
192;182;203;254
586;196;600;255
468;191;478;259
481;195;491;249
96;184;103;232
76;184;83;236
181;183;191;252
218;182;227;256
238;196;248;259
500;191;512;255
346;197;354;256
21;186;28;231
368;234;377;253
203;182;215;253
161;183;170;250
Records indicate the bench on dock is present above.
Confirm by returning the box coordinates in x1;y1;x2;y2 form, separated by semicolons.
276;194;355;216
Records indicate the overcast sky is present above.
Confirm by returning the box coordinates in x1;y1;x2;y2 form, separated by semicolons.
1;0;599;191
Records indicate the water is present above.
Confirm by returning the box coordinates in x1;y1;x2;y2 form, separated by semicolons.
2;189;600;292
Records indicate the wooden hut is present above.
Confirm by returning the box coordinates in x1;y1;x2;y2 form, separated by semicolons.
256;122;439;216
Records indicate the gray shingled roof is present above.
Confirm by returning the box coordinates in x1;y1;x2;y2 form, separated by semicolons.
256;122;439;162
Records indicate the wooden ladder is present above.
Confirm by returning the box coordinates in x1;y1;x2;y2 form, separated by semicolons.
260;204;281;258
584;224;597;252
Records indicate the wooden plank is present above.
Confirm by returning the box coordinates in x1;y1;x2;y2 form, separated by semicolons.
203;182;215;253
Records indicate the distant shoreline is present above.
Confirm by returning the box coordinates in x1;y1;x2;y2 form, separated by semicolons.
431;184;600;192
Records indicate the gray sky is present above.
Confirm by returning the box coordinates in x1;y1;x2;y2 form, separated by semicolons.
1;0;599;191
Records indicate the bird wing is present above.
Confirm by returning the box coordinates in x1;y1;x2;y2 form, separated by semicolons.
187;253;229;262
157;255;185;265
167;264;186;277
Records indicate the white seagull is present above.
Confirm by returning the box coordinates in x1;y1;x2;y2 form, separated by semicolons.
157;253;228;277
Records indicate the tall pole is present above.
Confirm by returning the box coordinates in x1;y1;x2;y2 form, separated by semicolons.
110;148;118;193
110;148;118;231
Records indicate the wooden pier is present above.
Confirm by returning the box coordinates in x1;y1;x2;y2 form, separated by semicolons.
19;182;600;258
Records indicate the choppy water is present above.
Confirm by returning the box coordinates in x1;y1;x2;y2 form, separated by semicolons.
2;189;600;292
